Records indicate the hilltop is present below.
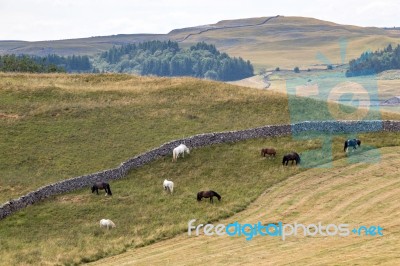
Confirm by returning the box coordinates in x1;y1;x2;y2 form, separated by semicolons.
1;16;399;69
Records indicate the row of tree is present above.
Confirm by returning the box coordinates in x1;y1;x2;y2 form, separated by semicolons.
0;54;65;73
346;44;400;77
33;54;92;72
98;41;254;81
0;54;93;73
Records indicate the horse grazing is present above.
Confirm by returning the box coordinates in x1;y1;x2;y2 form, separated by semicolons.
282;152;301;166
344;139;361;152
197;190;221;203
100;219;116;229
91;182;112;196
172;144;190;161
261;148;276;158
163;179;174;194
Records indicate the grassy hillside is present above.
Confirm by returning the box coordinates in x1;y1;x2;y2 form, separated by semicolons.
1;133;400;265
0;34;167;56
173;16;400;70
0;73;290;203
2;73;399;203
267;68;400;114
1;16;400;70
1;73;400;265
92;146;400;266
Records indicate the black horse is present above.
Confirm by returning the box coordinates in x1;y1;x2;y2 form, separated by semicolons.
344;139;361;152
197;190;221;203
282;152;301;166
91;182;112;196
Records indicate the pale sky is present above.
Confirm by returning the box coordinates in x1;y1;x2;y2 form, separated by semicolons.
0;0;399;41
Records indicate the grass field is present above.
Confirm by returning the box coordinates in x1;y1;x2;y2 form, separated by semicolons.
3;73;398;203
174;16;400;70
1;73;400;265
1;133;400;265
0;73;294;203
91;146;400;266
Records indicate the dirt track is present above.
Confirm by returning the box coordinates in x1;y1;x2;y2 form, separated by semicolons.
91;147;400;265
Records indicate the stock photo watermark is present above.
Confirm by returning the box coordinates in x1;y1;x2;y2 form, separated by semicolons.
188;219;383;241
286;38;382;167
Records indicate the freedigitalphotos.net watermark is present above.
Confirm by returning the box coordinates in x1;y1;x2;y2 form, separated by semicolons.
286;38;382;167
188;219;383;241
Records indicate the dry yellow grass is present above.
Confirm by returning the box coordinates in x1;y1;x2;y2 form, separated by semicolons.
175;16;400;70
91;146;400;266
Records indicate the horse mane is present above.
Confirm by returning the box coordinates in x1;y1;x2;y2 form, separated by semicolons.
294;152;301;163
210;190;221;200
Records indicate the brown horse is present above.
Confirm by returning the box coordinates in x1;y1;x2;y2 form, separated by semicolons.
261;148;276;158
91;182;112;196
197;190;221;203
282;152;301;166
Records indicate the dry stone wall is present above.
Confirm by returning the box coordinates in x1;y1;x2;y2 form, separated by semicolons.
1;120;399;220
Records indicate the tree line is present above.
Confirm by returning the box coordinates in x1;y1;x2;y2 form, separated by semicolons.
0;54;64;73
35;54;92;72
0;54;92;73
98;40;254;81
346;44;400;77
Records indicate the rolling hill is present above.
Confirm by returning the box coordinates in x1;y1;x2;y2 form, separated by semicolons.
1;16;400;69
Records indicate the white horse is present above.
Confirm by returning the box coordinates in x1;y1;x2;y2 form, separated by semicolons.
172;144;190;161
163;179;174;194
100;219;116;229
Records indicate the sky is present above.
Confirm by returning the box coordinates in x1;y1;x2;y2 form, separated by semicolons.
0;0;399;41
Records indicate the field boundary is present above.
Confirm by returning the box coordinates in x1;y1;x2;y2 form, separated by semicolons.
177;15;281;42
1;120;399;220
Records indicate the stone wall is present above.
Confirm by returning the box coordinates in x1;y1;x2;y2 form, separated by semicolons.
1;120;399;220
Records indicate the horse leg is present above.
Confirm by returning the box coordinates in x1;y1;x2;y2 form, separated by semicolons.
210;197;213;203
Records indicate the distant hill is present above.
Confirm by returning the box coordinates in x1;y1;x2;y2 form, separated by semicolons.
1;16;400;69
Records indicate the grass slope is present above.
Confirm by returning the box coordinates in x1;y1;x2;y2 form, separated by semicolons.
174;16;400;69
1;133;400;265
1;73;399;265
92;146;400;266
4;73;398;203
0;73;291;203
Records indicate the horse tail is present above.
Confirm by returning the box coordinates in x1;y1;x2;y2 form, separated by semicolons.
344;141;348;152
172;149;177;161
282;156;286;165
106;184;112;195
